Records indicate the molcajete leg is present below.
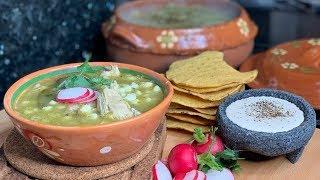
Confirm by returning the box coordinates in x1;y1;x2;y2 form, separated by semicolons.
286;146;305;164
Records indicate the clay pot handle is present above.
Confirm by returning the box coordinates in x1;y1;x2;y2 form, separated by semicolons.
111;25;150;49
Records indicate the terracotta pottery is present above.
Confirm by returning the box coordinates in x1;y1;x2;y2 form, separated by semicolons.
3;62;174;166
102;0;258;72
240;38;320;109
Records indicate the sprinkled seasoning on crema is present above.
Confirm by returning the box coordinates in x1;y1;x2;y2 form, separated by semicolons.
226;96;304;133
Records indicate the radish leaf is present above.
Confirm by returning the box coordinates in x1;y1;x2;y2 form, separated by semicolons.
193;128;206;143
198;153;223;172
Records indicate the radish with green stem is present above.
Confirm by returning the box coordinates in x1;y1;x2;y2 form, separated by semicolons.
191;128;224;155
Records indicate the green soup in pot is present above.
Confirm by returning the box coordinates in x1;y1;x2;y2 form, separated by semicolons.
123;3;237;29
14;66;165;127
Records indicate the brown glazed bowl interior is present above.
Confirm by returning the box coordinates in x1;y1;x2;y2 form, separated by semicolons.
3;62;173;166
103;0;258;71
240;38;320;110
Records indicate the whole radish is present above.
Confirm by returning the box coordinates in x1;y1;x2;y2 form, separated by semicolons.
168;144;198;176
191;128;224;155
174;170;206;180
206;168;234;180
152;161;172;180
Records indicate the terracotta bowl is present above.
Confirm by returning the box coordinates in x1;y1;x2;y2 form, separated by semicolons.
102;0;258;72
3;62;173;166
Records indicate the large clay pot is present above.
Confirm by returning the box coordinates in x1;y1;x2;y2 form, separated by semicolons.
102;0;258;72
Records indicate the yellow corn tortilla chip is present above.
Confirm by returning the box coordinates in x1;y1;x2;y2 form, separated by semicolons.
172;91;220;108
166;114;211;125
169;103;186;109
176;83;242;93
194;107;217;115
167;118;210;133
167;109;215;120
169;103;217;115
166;51;258;88
173;84;244;101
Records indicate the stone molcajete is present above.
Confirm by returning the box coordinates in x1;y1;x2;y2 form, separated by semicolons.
102;0;258;72
217;89;316;163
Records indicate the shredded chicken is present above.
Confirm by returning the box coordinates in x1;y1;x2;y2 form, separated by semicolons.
102;87;134;120
101;65;120;78
96;92;109;116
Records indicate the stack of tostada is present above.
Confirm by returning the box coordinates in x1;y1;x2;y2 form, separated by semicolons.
165;51;257;132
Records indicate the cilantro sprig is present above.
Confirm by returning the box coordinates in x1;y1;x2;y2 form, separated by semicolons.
198;149;241;173
57;56;111;90
193;128;206;143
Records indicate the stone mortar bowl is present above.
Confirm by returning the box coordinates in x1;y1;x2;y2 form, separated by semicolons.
217;89;316;163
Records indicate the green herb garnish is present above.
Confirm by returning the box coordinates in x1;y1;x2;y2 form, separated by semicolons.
57;55;111;90
198;152;223;173
193;127;206;143
215;148;242;172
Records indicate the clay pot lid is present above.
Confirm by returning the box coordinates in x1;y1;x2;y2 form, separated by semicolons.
240;38;320;109
103;0;258;55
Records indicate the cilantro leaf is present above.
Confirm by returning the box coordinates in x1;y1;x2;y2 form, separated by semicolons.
198;153;223;173
77;58;95;74
215;148;241;172
193;128;206;143
58;75;91;89
215;148;238;160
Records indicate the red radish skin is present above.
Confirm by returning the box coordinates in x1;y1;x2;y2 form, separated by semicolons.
57;87;89;103
191;134;224;155
173;173;186;180
168;144;198;176
174;170;206;180
80;93;97;103
71;89;95;103
206;168;234;180
152;160;173;180
64;89;97;104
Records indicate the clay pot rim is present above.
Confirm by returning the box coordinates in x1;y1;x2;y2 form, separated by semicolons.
3;62;174;132
114;0;243;31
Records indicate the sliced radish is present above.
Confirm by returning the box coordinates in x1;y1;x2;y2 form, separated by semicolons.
71;89;95;103
152;160;173;180
80;91;97;103
64;90;97;104
174;170;206;180
206;168;234;180
57;87;89;103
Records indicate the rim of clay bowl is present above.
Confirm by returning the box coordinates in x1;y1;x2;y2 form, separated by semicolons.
218;88;316;136
115;0;242;30
4;62;174;132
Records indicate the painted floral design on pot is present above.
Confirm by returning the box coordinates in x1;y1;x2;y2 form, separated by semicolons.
156;30;179;49
271;48;287;56
281;62;299;69
237;18;249;37
308;38;320;46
